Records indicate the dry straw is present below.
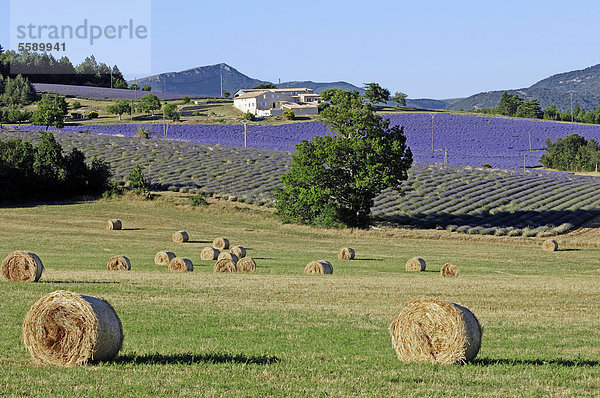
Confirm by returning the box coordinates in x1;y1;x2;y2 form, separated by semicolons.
214;259;236;273
168;257;193;272
405;257;426;272
441;263;460;278
236;257;256;273
213;237;230;250
201;247;219;261
337;247;355;260
389;298;482;365
229;245;246;259
22;290;123;367
1;251;44;282
304;260;333;275
217;251;239;263
106;256;131;271
542;239;558;252
154;251;176;266
172;231;189;243
106;219;122;230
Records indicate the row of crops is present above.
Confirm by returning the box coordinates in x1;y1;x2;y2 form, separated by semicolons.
15;113;600;169
3;130;599;236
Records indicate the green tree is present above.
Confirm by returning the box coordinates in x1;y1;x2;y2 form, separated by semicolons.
127;164;149;194
283;110;295;120
2;74;36;106
138;94;161;115
543;105;560;120
163;103;180;121
113;79;128;89
253;83;277;89
496;92;523;116
106;99;131;120
33;132;67;183
223;92;231;98
540;133;589;171
31;94;68;130
142;85;152;91
390;91;407;107
515;99;543;119
276;89;413;228
182;96;191;104
363;82;390;105
130;84;140;91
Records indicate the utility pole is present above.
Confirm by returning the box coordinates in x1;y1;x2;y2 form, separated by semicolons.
529;131;532;151
568;90;575;122
242;121;262;148
524;152;527;171
110;68;113;89
220;67;223;98
431;114;435;151
164;75;166;94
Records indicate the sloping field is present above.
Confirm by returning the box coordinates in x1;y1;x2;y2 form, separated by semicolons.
3;130;600;237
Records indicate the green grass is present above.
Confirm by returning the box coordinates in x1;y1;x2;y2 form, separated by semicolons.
1;195;600;397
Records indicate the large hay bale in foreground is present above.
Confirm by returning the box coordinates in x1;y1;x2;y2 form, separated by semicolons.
405;257;426;272
229;245;246;259
106;219;122;230
172;231;189;243
1;251;44;282
217;251;239;263
201;247;219;261
106;256;131;271
154;251;176;266
389;298;482;365
214;259;236;273
542;239;558;252
168;257;193;272
236;257;256;273
337;247;355;260
22;290;123;367
213;237;230;250
304;260;333;275
441;263;460;278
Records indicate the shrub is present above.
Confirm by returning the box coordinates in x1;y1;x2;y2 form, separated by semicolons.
244;111;256;121
283;110;295;120
136;127;151;139
182;96;191;104
190;193;208;206
72;101;82;109
127;164;149;194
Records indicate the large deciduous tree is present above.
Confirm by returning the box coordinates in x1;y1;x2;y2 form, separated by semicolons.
391;91;407;107
31;94;68;130
107;99;132;120
276;89;413;228
363;82;390;106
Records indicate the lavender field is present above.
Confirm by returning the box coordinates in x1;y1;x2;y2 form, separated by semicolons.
33;83;194;101
3;129;600;236
17;113;600;170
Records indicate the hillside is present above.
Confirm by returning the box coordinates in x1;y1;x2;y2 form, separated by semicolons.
449;64;600;111
2;129;600;238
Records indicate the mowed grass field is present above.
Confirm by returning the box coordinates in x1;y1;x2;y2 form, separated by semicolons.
1;195;600;397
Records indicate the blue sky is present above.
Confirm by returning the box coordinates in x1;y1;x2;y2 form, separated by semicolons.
1;0;599;99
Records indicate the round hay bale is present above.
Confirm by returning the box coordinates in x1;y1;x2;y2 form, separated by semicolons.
229;245;246;259
542;239;558;252
154;251;176;266
1;251;44;282
217;251;239;263
168;257;193;272
214;259;236;273
389;298;482;365
106;256;130;271
172;231;189;243
405;257;426;272
201;247;219;261
213;237;230;250
22;290;123;367
304;260;333;275
337;247;355;260
441;263;460;278
106;219;122;230
236;257;256;273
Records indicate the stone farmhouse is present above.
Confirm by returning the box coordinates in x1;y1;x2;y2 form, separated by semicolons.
233;88;321;117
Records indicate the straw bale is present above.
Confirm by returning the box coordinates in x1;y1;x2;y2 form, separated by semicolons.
154;251;176;266
201;247;219;261
236;257;256;273
440;263;460;278
389;298;482;365
1;251;43;282
542;239;558;252
22;290;123;367
214;259;236;273
229;246;246;259
304;260;333;275
217;252;239;263
168;257;193;272
405;257;426;272
172;231;189;243
106;219;122;230
106;256;130;271
213;237;230;250
337;247;355;260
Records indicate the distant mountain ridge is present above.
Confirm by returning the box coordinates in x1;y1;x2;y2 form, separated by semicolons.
449;64;600;111
130;64;365;97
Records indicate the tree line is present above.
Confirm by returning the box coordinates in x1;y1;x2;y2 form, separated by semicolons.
0;132;111;203
475;91;600;124
0;45;127;88
540;133;600;172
